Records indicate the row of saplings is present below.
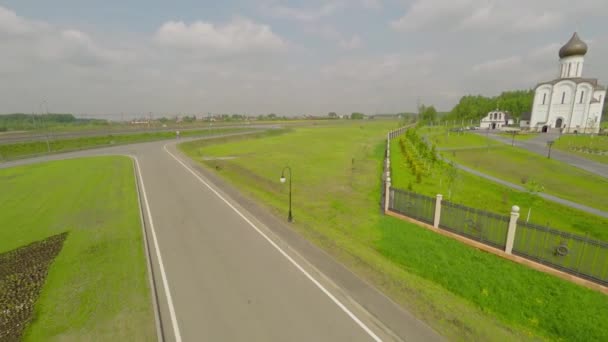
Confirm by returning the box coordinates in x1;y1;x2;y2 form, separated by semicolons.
0;232;67;342
398;129;440;184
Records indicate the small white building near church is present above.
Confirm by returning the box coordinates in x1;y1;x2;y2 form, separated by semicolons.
530;33;606;133
520;112;531;129
480;111;513;129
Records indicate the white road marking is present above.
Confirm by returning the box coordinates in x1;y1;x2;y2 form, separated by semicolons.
163;144;382;342
134;157;183;342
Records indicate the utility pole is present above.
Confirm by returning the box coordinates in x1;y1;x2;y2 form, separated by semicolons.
416;97;421;123
41;100;51;153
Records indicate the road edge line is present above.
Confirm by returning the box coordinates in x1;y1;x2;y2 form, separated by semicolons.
134;156;183;342
164;143;382;342
132;157;165;342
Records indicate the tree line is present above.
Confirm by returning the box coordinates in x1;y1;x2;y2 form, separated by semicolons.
445;90;534;122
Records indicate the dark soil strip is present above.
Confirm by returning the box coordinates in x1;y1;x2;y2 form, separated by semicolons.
0;232;68;341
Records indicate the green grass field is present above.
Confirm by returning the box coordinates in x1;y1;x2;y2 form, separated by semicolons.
390;141;608;240
0;127;246;161
421;127;503;150
0;156;154;341
446;146;608;213
553;134;608;164
179;122;608;341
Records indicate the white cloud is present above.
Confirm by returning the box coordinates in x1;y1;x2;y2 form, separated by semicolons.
1;3;606;116
155;17;285;53
37;30;133;66
322;52;437;81
339;35;362;49
391;0;606;33
0;6;42;36
305;24;342;41
528;43;562;61
472;56;522;72
391;0;473;32
360;0;382;10
0;6;130;68
264;1;343;21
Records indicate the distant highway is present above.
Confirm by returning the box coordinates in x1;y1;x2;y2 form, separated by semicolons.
0;123;280;145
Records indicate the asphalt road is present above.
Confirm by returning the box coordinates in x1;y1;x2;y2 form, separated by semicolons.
1;136;441;342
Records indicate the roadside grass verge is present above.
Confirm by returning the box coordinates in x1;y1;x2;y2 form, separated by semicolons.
553;134;608;164
0;156;154;341
377;215;608;342
180;121;608;341
445;145;608;212
390;138;608;240
0;127;246;161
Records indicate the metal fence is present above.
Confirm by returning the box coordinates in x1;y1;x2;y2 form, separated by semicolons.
388;127;408;140
513;222;608;285
439;201;510;249
389;188;435;224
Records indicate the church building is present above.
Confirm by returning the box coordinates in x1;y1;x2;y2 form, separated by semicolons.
530;33;605;133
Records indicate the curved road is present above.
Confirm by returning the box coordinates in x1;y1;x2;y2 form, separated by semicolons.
1;135;441;342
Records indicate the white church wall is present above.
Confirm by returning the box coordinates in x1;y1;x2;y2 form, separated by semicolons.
560;56;585;78
586;103;602;133
552;81;576;106
593;90;605;104
530;85;552;127
571;103;586;129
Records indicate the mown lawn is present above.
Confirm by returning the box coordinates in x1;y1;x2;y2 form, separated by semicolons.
421;127;503;149
553;134;608;164
180;122;608;341
446;146;608;212
0;127;246;161
0;156;154;341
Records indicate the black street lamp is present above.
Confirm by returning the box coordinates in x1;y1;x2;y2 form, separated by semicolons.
280;166;293;222
547;140;554;159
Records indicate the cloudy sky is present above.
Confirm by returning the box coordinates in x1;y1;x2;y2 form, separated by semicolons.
1;1;607;118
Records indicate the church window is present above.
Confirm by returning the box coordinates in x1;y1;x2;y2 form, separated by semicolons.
567;64;571;77
575;63;579;76
542;93;546;104
561;92;566;104
580;91;584;104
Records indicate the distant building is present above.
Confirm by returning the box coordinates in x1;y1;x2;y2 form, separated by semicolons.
480;110;512;129
530;32;606;133
520;112;531;129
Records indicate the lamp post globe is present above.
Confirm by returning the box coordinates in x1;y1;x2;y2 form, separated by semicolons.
279;167;293;222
